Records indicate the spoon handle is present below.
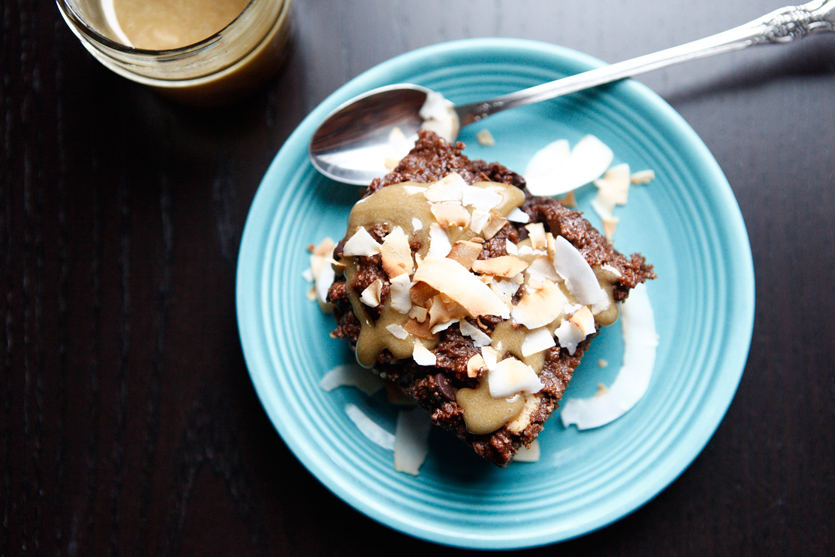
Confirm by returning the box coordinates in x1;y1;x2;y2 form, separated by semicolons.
455;0;835;126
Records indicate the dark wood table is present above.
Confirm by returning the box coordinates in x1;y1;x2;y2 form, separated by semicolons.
3;0;834;554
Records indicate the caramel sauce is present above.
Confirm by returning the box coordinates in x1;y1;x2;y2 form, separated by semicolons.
342;181;523;368
455;377;525;435
340;177;620;435
111;0;250;50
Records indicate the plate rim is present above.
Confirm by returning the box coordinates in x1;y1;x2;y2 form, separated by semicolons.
236;37;756;549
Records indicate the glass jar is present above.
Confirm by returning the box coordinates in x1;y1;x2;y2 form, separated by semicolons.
56;0;293;106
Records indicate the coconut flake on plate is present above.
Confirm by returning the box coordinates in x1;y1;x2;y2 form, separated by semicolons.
560;283;657;429
319;363;385;396
513;439;540;463
343;226;382;257
345;403;396;451
446;240;483;270
394;407;432;475
631;169;656;185
475;128;496;146
488;357;543;398
525;135;614;197
594;163;631;206
524;138;570;178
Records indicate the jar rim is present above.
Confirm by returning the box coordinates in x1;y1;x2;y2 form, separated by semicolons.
55;0;255;56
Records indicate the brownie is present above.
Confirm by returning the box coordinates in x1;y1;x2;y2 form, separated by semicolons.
328;130;655;467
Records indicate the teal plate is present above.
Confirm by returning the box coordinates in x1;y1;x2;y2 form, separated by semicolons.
236;38;755;549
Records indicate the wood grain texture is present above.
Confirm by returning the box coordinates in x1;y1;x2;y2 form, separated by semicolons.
1;0;834;555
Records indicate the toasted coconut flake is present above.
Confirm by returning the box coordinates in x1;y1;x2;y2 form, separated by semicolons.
555;319;584;355
413;257;510;319
475;128;496;146
631;169;655;185
481;210;507;240
409;281;437;307
489;277;521;306
345;403;396;450
389;274;413;314
360;278;383;307
521;326;556;357
424;173;465;203
602;217;619;241
411;216;423;232
526;256;560;283
481;346;500;369
505;240;519;255
428;294;467;327
525;135;614;196
561;283;657;429
313;250;337;308
394;408;432;475
459;319;492;347
559;191;577;208
412;340;437;366
427;222;452;259
594;163;631;206
507;394;541;434
467;353;487;378
525;223;547;250
404;317;436;340
511;280;568;330
446;240;483;270
419;91;460;143
343;226;382;257
431;319;459;333
403;185;428;195
552;235;609;310
430;203;470;229
470;209;489;234
319;363;385;396
488;358;543;398
513;439;540;462
598;358;609;368
408;304;428;323
386;323;410;340
591;195;616;222
463;185;503;212
381;226;414;278
471;255;529;278
570;306;596;337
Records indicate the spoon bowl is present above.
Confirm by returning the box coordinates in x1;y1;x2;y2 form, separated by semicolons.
308;0;835;185
308;84;432;185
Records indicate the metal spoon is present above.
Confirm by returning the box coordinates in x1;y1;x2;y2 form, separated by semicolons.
309;0;835;185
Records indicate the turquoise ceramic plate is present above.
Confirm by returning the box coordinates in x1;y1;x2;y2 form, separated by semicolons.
236;38;755;549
